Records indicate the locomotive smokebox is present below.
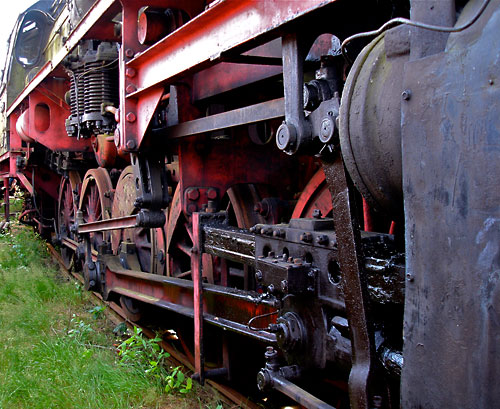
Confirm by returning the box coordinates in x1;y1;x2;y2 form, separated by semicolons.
339;28;410;220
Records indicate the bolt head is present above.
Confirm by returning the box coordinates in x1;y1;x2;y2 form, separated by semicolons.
319;116;335;143
126;84;137;94
206;188;217;200
187;203;197;214
125;48;135;58
300;232;313;243
280;280;288;292
402;89;412;101
312;208;322;219
255;270;263;281
317;234;329;245
276;122;297;151
126;139;136;150
187;188;200;201
125;67;136;78
126;112;137;123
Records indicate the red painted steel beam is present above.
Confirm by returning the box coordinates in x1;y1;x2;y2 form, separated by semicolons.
119;0;336;150
127;0;337;95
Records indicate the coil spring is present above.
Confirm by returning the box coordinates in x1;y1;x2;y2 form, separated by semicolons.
83;60;118;114
69;65;85;118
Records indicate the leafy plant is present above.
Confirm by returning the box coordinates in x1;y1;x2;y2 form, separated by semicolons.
117;326;192;394
88;305;106;319
67;314;93;340
164;366;193;394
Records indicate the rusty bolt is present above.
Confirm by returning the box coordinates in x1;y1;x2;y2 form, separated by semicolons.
273;229;285;238
276;122;297;151
187;203;197;214
312;209;322;219
126;112;137;123
206;200;217;213
260;227;273;236
126;84;137;94
402;89;412;101
125;48;135;58
317;234;329;245
126;139;136;150
125;67;136;78
187;188;200;201
300;232;313;243
207;188;217;200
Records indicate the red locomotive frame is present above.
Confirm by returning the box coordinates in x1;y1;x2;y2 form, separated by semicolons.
1;0;499;408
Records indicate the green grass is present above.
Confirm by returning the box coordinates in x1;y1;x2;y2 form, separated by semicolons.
0;225;223;409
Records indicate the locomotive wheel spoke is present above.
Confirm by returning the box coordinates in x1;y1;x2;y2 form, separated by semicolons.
79;168;113;250
57;171;81;270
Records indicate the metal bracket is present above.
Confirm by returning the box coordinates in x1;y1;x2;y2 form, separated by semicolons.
130;153;170;214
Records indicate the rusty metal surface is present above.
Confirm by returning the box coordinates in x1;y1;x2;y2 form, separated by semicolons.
401;1;500;407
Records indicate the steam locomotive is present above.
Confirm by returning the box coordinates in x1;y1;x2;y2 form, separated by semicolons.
1;0;498;407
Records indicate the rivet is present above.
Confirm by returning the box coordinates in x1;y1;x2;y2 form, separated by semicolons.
126;84;137;94
126;112;137;123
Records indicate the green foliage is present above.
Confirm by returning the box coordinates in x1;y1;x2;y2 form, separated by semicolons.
88;304;106;319
117;326;193;394
164;366;193;394
0;225;192;409
67;314;94;340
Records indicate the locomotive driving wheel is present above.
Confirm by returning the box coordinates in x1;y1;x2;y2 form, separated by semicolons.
57;171;81;270
292;168;333;218
110;166;166;274
79;168;113;251
165;183;267;369
166;183;266;283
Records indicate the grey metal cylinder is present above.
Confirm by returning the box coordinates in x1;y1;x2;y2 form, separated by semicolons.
339;30;409;219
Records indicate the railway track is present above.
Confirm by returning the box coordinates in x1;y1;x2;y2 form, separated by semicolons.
47;243;261;409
